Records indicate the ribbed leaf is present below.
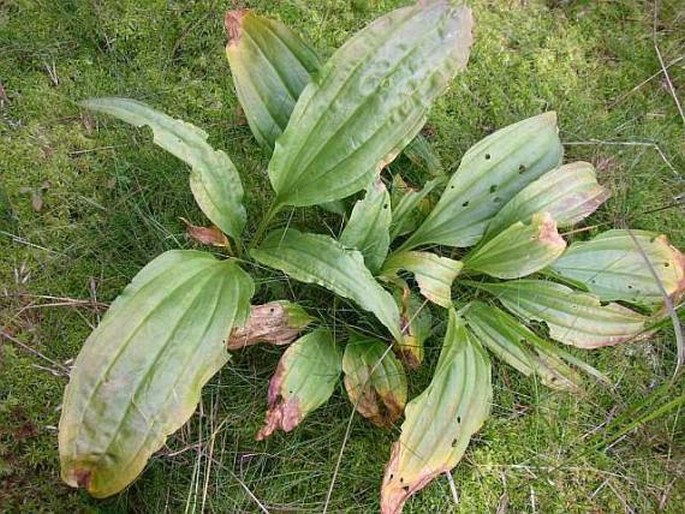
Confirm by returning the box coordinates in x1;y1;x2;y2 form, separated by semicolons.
464;301;580;390
59;251;254;498
81;98;246;241
256;329;341;440
225;10;321;150
401;112;563;250
390;175;442;240
551;230;685;306
485;161;609;239
340;180;392;274
342;334;407;428
383;251;462;307
381;309;491;514
477;280;649;349
463;212;566;279
252;229;402;341
228;301;314;350
393;282;432;369
268;1;473;208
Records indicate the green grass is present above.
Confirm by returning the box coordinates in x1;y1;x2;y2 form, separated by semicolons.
1;0;684;512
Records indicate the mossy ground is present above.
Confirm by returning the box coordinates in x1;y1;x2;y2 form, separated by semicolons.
1;0;684;512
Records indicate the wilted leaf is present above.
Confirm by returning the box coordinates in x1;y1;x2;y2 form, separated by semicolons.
485;161;609;238
393;282;432;369
225;10;321;150
401;112;563;250
476;279;650;349
81;98;246;241
381;309;491;514
463;212;566;279
464;301;580;390
342;334;407;428
340;180;392;274
59;251;254;498
252;229;402;342
551;230;685;306
268;1;473;208
180;217;229;248
228;301;314;350
383;251;462;307
256;329;341;440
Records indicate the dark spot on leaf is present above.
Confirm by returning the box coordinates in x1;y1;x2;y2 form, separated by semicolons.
383;204;388;209
462;201;470;207
485;153;491;160
389;474;394;480
403;486;410;492
628;285;633;289
457;416;461;423
664;262;670;267
489;184;498;193
400;477;404;483
451;438;458;447
519;164;526;173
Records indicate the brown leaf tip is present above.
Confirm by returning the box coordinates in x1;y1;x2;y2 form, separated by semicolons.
73;469;93;489
533;212;565;249
225;10;249;46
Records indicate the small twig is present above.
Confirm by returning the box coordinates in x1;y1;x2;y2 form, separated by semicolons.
445;471;459;507
564;140;680;177
608;56;684;108
1;330;70;376
653;1;685;128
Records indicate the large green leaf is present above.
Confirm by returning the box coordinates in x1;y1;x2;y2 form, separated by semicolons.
342;334;407;428
383;251;462;307
476;280;650;349
381;309;491;514
551;230;685;306
224;10;321;150
340;180;392;274
256;329;341;440
59;251;254;498
252;229;402;341
464;301;581;390
268;1;473;208
463;212;566;279
484;161;609;239
81;98;246;241
401;112;563;250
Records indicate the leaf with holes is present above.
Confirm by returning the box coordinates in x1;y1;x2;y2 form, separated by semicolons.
383;251;462;307
340;180;392;274
401;112;562;250
464;301;581;390
342;334;407;428
475;280;650;349
484;161;609;239
551;230;685;307
81;98;246;241
380;308;491;514
224;10;321;150
252;229;402;342
256;329;341;440
463;212;566;279
268;1;473;208
228;301;314;350
59;251;254;498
